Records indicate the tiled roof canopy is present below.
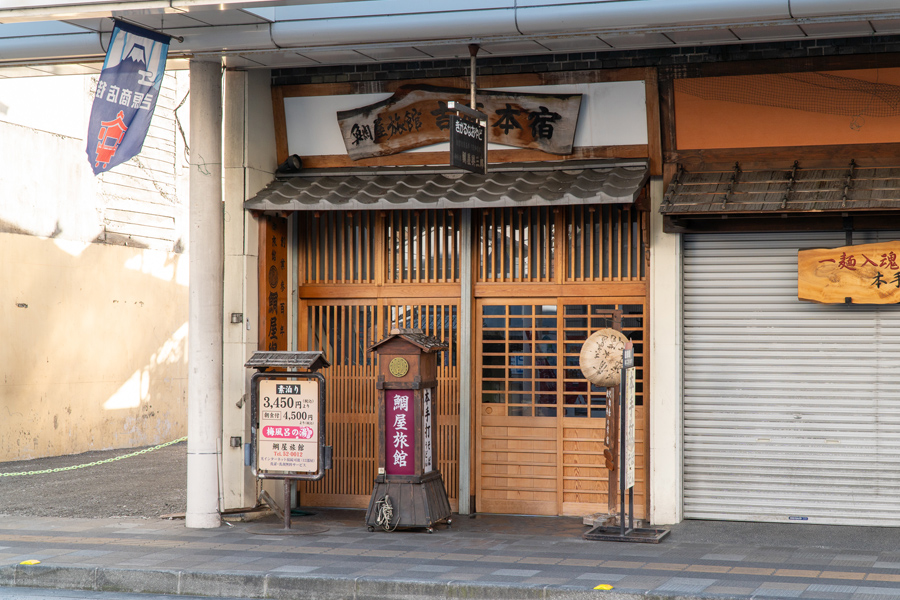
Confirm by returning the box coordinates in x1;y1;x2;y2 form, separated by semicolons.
659;162;900;215
244;161;649;212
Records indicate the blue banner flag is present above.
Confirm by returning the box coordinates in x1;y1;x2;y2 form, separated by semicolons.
86;21;169;175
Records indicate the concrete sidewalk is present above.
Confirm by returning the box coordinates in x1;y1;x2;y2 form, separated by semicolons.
2;509;900;600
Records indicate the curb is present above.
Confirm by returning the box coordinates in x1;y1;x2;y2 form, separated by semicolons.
0;564;729;600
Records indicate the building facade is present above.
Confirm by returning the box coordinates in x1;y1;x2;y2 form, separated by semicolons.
2;1;900;528
0;70;190;462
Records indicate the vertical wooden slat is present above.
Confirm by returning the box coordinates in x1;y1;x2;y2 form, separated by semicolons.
316;215;324;284
542;207;548;281
426;212;432;283
554;208;564;285
400;212;408;284
481;210;487;281
479;210;486;281
516;210;522;282
626;207;634;280
617;206;624;281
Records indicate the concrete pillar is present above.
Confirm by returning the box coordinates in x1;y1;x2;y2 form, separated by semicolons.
186;59;224;529
649;175;684;525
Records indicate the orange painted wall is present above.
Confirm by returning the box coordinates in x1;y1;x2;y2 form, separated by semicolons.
675;68;900;149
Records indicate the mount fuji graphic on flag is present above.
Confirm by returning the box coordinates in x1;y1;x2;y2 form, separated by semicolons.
86;21;169;175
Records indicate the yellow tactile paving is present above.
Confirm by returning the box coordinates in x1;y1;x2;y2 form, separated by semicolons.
867;573;900;582
650;563;689;571
819;570;866;580
686;565;732;573
729;567;776;576
773;568;821;578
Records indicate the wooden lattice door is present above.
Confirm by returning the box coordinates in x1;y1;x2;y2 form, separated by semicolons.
295;210;461;510
475;299;646;517
474;203;648;518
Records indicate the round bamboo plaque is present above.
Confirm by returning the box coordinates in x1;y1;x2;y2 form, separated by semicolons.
579;328;628;387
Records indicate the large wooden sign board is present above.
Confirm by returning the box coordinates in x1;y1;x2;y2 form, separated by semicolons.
799;240;900;304
337;84;581;160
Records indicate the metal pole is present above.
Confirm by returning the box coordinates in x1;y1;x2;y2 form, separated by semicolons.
186;58;224;529
468;44;479;110
458;208;473;514
620;371;626;537
283;479;292;530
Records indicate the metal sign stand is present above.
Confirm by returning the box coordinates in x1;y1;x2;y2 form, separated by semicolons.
246;351;333;534
584;345;670;543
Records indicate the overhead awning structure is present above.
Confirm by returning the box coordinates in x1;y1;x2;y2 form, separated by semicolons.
660;162;900;215
660;162;900;232
243;161;649;212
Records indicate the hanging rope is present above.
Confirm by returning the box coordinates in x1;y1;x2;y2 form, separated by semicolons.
374;494;399;532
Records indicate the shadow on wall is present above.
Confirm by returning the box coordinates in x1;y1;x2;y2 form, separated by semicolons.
1;222;190;461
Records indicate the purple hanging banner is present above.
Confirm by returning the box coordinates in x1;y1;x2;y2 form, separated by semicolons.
86;21;169;175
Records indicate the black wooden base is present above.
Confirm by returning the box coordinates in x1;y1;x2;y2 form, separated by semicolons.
365;470;452;532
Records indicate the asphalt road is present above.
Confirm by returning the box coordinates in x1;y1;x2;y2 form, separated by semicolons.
0;441;187;519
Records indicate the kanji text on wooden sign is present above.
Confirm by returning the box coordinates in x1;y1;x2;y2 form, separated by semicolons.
337;84;582;160
798;240;900;304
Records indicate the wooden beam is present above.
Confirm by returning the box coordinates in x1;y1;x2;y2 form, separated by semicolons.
663;211;900;234
644;67;662;177
298;283;461;299
658;78;677;159
298;144;649;169
272;85;289;166
668;143;900;171
474;282;646;298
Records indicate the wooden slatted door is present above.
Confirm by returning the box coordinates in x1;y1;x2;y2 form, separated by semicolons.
475;298;647;517
296;209;461;510
299;299;460;509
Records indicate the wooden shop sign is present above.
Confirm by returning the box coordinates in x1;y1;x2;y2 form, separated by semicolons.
336;84;582;160
798;240;900;304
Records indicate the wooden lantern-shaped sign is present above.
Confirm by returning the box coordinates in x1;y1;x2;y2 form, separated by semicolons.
365;328;452;532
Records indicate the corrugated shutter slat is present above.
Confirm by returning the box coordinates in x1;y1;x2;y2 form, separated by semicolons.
683;231;900;526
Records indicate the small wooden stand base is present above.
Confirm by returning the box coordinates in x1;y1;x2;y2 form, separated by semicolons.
365;470;452;533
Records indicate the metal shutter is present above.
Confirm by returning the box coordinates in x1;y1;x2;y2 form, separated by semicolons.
683;231;900;525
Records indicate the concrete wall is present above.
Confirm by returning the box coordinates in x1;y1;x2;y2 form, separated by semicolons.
0;71;190;461
649;176;683;525
222;68;276;509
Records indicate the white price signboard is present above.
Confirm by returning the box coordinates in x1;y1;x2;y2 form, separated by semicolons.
257;379;319;474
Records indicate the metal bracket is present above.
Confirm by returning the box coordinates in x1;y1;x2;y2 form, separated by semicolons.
722;161;741;207
781;160;799;209
841;159;856;209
